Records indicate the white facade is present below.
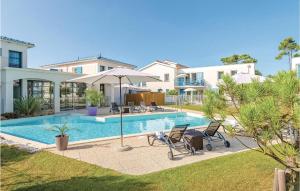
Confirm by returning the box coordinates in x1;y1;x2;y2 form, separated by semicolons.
0;36;34;68
179;63;255;89
0;36;82;114
138;60;188;92
41;57;136;73
41;56;136;105
139;60;255;96
292;57;300;78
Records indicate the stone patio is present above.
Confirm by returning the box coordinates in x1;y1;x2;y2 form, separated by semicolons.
47;131;257;175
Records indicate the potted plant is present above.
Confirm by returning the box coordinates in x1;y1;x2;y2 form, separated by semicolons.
85;89;104;116
47;122;72;151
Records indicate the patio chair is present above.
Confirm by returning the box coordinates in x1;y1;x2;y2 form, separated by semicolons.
139;101;147;112
149;102;164;112
147;124;194;160
110;102;120;114
128;102;140;113
200;120;230;151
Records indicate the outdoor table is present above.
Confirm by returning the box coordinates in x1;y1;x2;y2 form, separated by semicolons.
184;129;203;151
121;106;130;113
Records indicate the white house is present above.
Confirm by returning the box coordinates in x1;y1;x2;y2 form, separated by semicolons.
139;60;255;97
0;36;136;114
138;60;188;93
0;36;82;114
40;56;137;105
292;57;300;78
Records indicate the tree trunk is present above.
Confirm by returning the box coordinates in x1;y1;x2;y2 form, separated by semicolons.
285;169;300;191
295;129;300;150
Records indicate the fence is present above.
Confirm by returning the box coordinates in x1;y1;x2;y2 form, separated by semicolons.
125;92;165;106
165;95;203;105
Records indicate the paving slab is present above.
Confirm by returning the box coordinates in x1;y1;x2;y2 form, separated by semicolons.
47;133;257;175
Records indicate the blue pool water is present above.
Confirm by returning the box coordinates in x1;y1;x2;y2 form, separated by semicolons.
0;112;209;144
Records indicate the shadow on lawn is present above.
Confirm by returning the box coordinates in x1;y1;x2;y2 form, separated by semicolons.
0;145;30;166
14;175;153;191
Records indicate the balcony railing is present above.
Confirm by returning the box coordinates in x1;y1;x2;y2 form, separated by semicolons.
175;79;205;87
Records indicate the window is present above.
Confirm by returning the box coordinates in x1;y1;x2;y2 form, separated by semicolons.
217;71;224;80
99;65;105;72
60;82;87;110
164;73;170;82
27;80;54;111
231;70;237;76
141;82;146;87
13;80;22;99
73;66;82;74
99;84;105;94
191;73;197;82
50;69;58;71
108;67;113;70
0;48;2;56
9;50;22;68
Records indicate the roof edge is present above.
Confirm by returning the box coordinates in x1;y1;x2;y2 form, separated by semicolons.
0;36;35;48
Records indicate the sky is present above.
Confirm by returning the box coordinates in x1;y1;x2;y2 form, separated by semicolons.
1;0;299;75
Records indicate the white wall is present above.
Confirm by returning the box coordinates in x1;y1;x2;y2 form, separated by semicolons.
179;63;255;88
139;62;177;92
1;67;80;114
42;59;136;75
292;57;300;70
0;40;29;68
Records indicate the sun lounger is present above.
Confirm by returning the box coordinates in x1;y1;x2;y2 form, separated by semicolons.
149;102;164;112
110;102;120;114
128;102;140;113
139;101;147;112
147;124;194;160
199;120;230;151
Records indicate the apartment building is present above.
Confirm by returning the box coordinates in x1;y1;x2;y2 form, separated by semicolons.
139;60;255;96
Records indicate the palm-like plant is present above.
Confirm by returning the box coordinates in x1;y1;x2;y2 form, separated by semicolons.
14;96;42;116
46;122;72;137
85;89;104;107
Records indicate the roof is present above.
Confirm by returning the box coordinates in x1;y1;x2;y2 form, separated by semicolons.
0;36;35;48
41;56;136;68
180;63;255;73
139;60;189;71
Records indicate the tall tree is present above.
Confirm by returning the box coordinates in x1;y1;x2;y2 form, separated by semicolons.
220;54;240;65
221;54;257;65
275;37;300;70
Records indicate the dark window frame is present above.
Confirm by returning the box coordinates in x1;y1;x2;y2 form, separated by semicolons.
217;71;224;80
9;50;22;68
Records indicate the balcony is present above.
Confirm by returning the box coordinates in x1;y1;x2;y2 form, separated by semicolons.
175;79;205;87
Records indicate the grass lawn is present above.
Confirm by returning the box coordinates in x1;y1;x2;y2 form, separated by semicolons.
1;145;282;191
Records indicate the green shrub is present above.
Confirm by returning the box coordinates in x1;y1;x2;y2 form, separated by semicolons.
166;89;178;95
14;96;42;116
85;89;104;107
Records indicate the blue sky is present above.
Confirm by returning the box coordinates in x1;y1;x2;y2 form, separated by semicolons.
1;0;299;75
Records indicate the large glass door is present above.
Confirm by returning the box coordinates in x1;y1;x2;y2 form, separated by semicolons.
60;82;87;110
27;80;54;111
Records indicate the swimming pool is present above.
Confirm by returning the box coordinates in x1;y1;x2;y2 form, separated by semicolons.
0;112;209;144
